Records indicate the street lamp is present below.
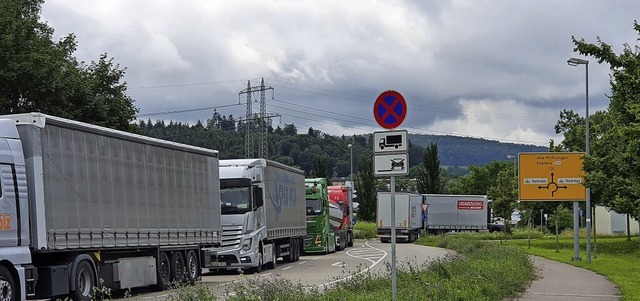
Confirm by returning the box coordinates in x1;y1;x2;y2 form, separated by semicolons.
568;57;591;264
348;143;354;226
507;155;516;178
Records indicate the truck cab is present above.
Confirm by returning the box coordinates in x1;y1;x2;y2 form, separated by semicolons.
211;159;306;274
213;161;270;273
304;178;336;254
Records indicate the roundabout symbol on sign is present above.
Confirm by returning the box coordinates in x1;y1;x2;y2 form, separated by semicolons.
374;90;407;129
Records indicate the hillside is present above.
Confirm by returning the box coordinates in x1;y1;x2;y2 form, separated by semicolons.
139;118;549;176
408;134;548;166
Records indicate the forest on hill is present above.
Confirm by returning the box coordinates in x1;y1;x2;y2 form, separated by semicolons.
139;112;548;177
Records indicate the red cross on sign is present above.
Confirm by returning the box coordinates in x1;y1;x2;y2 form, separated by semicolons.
374;90;407;129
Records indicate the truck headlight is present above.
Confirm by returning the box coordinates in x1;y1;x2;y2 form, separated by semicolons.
241;239;252;253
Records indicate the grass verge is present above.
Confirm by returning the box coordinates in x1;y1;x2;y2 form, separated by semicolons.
225;237;536;301
353;221;377;239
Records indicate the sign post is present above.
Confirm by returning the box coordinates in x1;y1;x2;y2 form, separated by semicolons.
373;90;407;301
518;152;586;261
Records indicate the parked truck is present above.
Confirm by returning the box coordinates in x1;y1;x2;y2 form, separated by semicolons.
304;178;337;253
327;185;354;249
209;159;306;274
0;113;221;301
423;194;491;235
377;192;422;243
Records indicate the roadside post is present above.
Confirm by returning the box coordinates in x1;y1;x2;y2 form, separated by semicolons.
373;90;408;301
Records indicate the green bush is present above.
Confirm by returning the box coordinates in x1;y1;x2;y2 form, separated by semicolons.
353;221;377;239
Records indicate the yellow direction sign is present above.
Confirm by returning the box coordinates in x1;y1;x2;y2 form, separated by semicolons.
518;152;586;201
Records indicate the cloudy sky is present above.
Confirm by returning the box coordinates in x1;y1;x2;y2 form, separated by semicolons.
40;0;639;146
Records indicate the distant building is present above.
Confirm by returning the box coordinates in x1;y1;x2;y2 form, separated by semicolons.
595;206;639;236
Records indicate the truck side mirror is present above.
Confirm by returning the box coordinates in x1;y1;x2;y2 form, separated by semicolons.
253;186;263;209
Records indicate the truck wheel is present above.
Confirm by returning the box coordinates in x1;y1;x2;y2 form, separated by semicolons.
266;247;277;269
70;260;95;301
347;232;354;247
185;250;199;284
336;235;343;251
284;239;295;262
154;252;171;291
170;251;186;283
249;246;263;274
0;266;16;301
293;239;300;261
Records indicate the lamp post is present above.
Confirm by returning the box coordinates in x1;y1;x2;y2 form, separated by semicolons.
507;155;516;178
348;143;354;226
568;57;591;264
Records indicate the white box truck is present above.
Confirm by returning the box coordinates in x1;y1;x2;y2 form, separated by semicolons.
376;192;422;243
423;194;489;235
208;159;306;273
0;113;221;301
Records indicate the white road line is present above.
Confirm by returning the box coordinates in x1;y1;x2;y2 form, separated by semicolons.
282;266;292;270
299;260;308;265
308;241;388;290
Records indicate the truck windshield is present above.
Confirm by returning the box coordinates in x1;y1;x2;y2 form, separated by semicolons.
220;187;251;215
306;199;322;216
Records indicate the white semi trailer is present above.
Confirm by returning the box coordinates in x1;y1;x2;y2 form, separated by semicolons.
376;192;423;243
208;159;306;273
0;113;221;301
423;194;489;235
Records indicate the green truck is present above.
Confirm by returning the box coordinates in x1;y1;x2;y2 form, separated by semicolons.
304;178;337;254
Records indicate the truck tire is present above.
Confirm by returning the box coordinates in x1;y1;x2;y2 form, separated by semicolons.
293;238;301;261
249;245;263;274
0;266;16;301
265;247;277;269
154;252;171;291
347;232;354;247
284;239;295;262
170;251;186;283
185;250;199;284
336;235;343;251
70;260;95;301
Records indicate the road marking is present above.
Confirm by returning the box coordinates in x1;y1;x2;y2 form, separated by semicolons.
299;260;308;265
308;241;388;290
282;266;292;270
331;261;345;267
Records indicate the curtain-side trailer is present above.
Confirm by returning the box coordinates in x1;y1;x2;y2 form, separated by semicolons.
0;113;221;301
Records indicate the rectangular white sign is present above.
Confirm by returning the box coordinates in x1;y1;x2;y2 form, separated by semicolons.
523;178;548;185
374;153;409;177
373;130;408;154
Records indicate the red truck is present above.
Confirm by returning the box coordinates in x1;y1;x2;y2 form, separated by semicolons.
327;186;355;249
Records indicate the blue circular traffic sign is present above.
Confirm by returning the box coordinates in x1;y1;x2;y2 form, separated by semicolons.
374;90;407;129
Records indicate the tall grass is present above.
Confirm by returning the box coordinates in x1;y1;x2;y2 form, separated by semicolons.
226;237;537;301
353;221;377;239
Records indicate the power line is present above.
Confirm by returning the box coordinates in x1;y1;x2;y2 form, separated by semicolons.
136;103;240;117
129;79;249;90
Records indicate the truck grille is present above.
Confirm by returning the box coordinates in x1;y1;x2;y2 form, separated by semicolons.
220;225;243;250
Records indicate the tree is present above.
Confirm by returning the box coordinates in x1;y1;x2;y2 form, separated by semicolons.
311;155;329;180
355;153;377;222
449;160;511;195
0;0;138;131
572;22;640;234
487;169;518;231
417;143;442;193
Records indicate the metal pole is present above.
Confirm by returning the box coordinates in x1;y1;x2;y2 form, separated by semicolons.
390;176;397;301
585;62;592;264
573;201;581;261
540;209;543;232
554;217;560;253
349;144;354;228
